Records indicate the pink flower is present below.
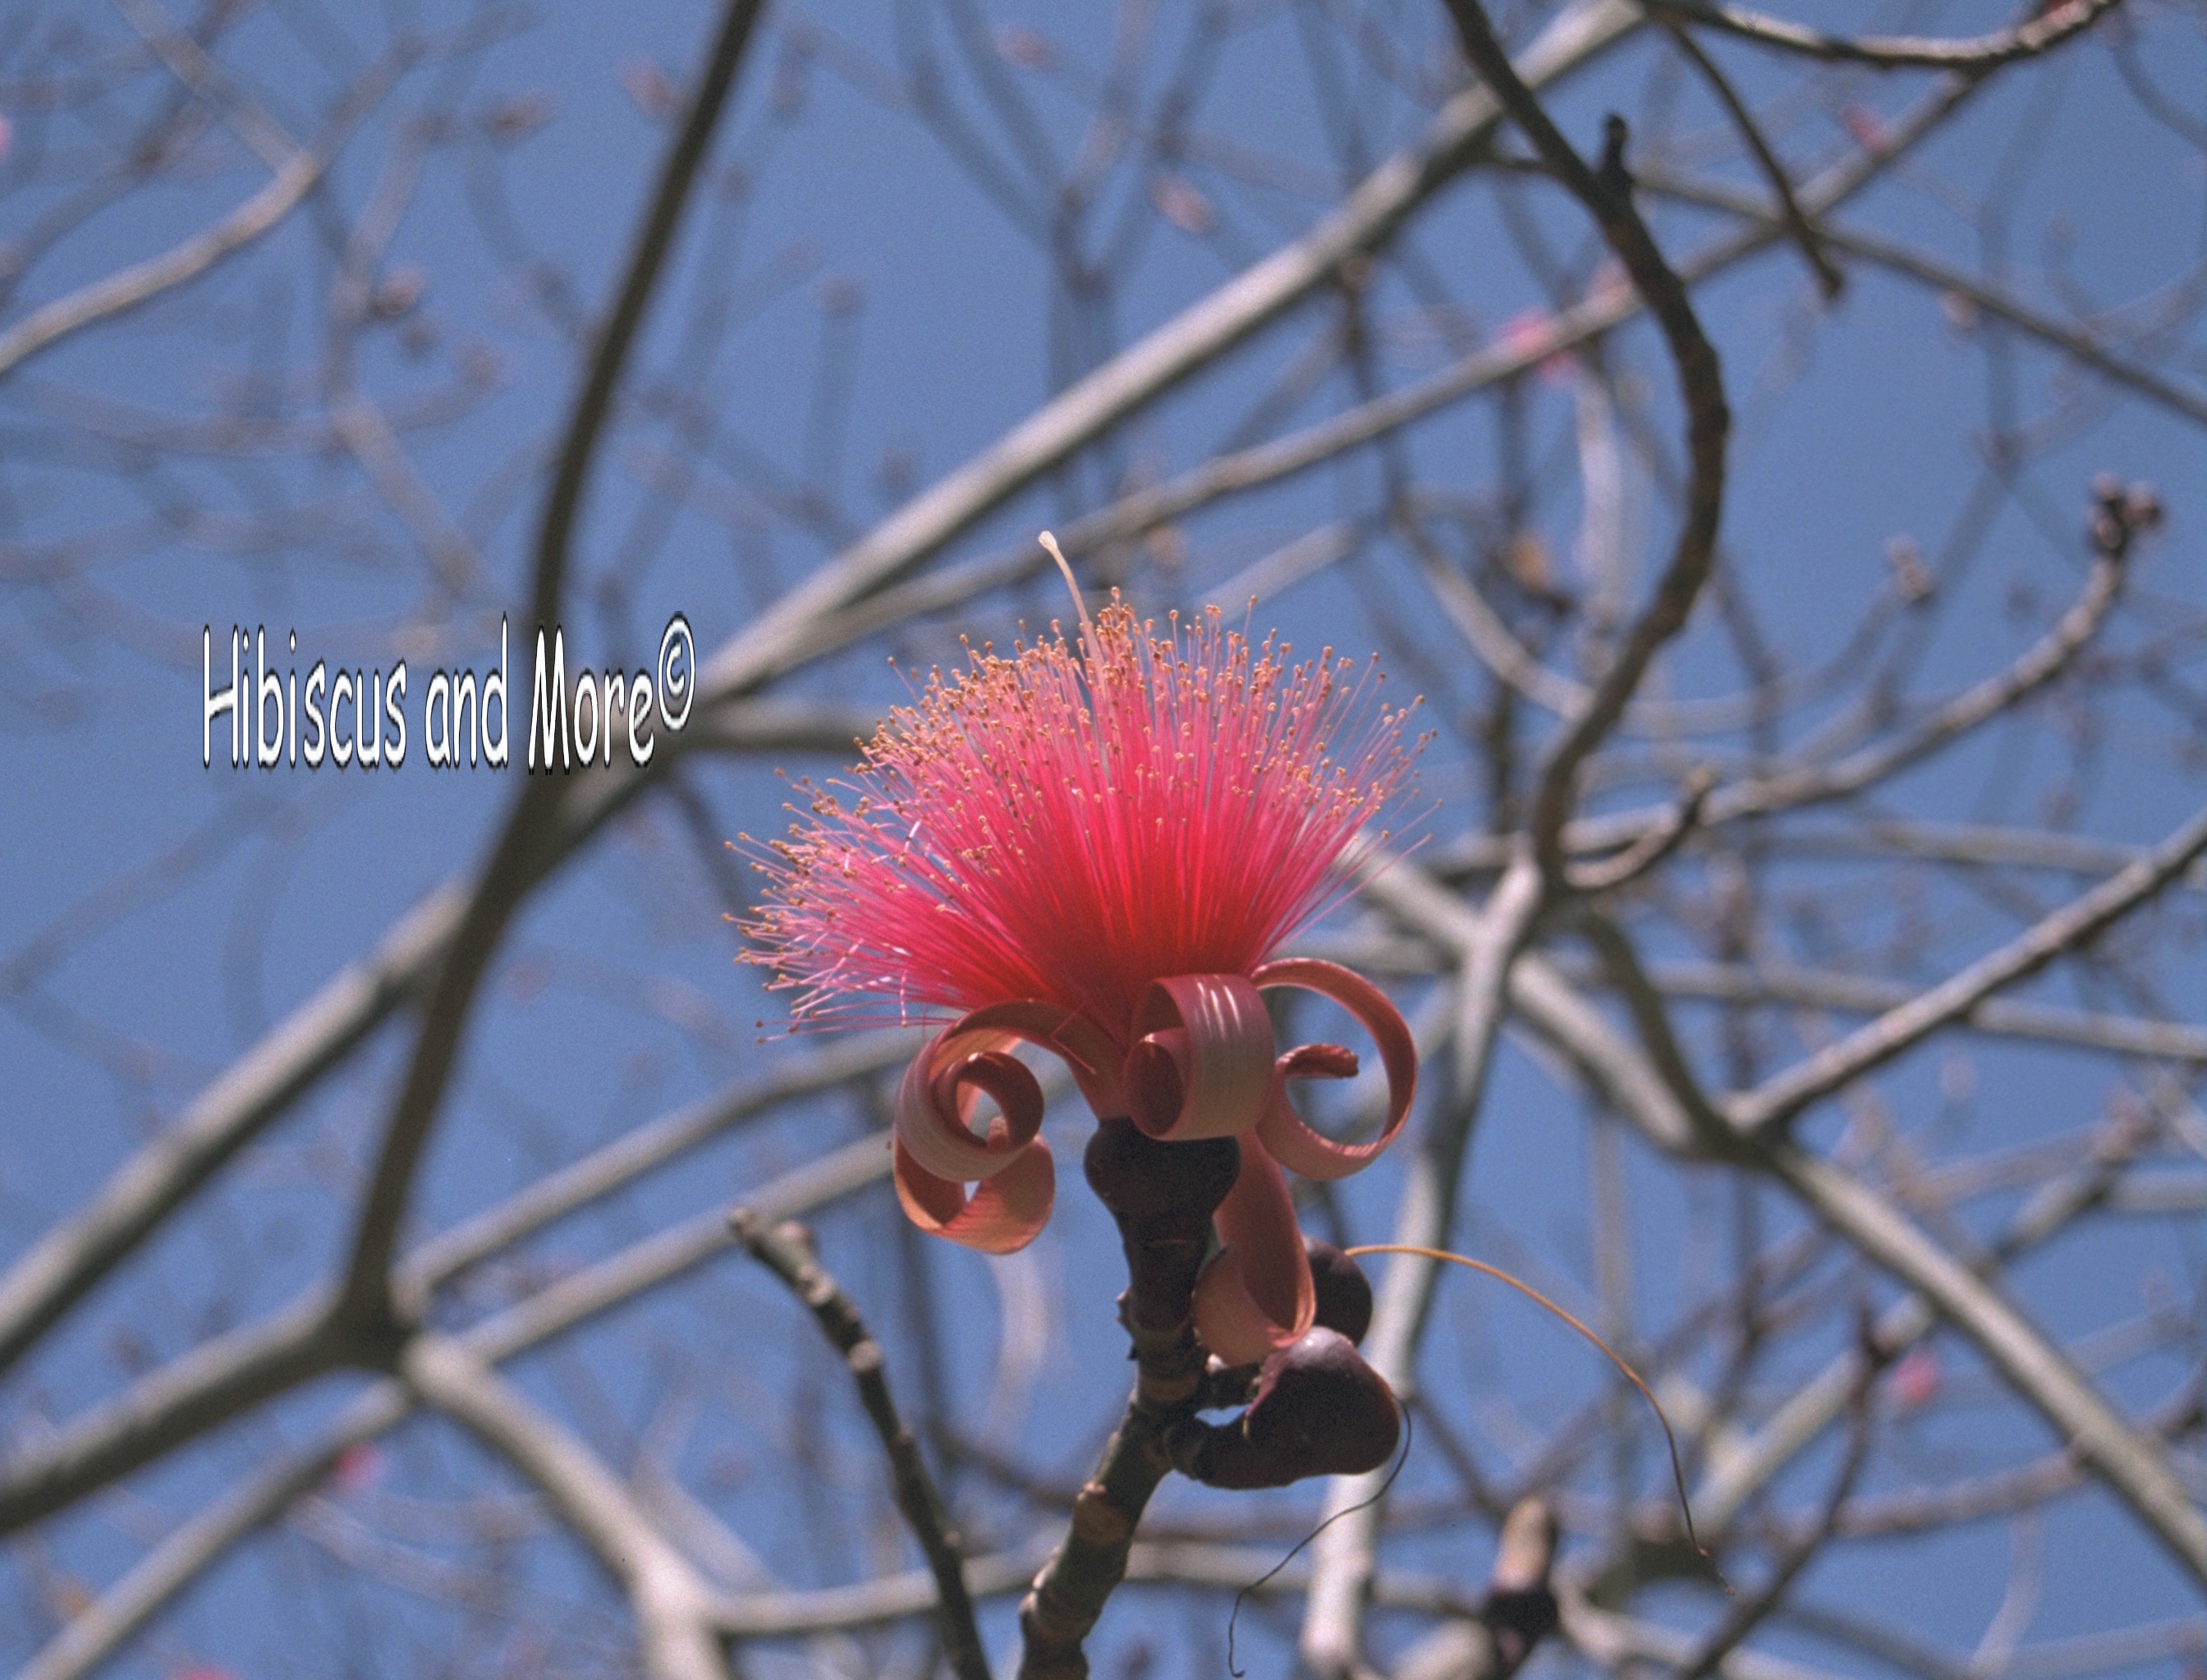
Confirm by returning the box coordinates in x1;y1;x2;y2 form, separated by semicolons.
742;590;1421;1363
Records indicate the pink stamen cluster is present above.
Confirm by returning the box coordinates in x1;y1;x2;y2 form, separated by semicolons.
741;595;1420;1046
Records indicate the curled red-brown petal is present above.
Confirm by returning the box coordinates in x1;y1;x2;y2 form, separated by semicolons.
1125;973;1274;1141
1250;958;1416;1182
892;1000;1120;1182
893;1130;1055;1255
1191;1133;1315;1366
889;1000;1122;1253
895;1039;1044;1184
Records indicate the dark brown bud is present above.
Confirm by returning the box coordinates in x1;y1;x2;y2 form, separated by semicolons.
1187;1327;1399;1490
1305;1242;1374;1346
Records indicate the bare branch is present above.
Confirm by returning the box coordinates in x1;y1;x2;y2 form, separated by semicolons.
403;1333;733;1680
18;1140;896;1680
0;1288;345;1535
732;1211;989;1680
1567;519;2133;854
1694;1112;2159;1533
1759;1140;2207;1586
17;1382;412;1680
1732;801;2207;1133
0;884;462;1376
1626;957;2207;1064
1499;939;2207;1588
0;53;407;382
400;1033;911;1301
1654;20;1842;298
1641;0;2123;72
530;0;768;637
688;0;1650;704
340;0;772;1322
1302;856;1545;1678
1677;1378;1874;1680
1640;172;2207;430
1434;0;1730;883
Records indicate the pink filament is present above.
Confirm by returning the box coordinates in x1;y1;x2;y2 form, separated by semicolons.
742;597;1420;1045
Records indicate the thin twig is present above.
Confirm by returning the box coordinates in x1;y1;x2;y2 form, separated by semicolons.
1676;1343;1879;1680
1437;0;1731;886
0;53;410;382
338;0;769;1324
404;1333;732;1680
732;1210;989;1680
1732;800;2207;1135
1640;0;2122;72
1636;169;2207;430
1654;21;1842;297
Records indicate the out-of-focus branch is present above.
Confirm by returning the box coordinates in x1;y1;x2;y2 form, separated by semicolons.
0;52;407;382
403;1333;732;1680
1302;856;1545;1678
732;1211;988;1680
1639;171;2207;430
1654;22;1842;297
1495;936;2207;1589
0;1288;347;1535
1732;800;2207;1134
1622;957;2207;1064
1759;1141;2207;1586
19;1140;895;1680
115;0;300;170
1301;2;1732;1659
1761;819;2207;887
1565;503;2137;855
339;0;769;1325
1435;0;1730;884
0;884;462;1376
689;0;1646;709
529;0;765;638
1392;1499;1561;1680
1564;907;1737;1154
1640;0;2122;72
1565;769;1715;895
681;695;883;758
2;1113;890;1563
1676;1366;1874;1680
16;1382;411;1680
1693;1110;2159;1533
400;1034;911;1302
1559;1582;1857;1680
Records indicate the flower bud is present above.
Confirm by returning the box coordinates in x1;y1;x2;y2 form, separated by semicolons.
1189;1326;1399;1490
1305;1242;1374;1346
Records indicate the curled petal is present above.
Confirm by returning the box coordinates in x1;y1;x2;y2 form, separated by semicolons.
888;999;1117;1254
893;1132;1054;1255
1192;1134;1315;1366
1250;958;1417;1182
895;1040;1043;1184
1125;973;1274;1141
892;1000;1119;1182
